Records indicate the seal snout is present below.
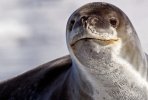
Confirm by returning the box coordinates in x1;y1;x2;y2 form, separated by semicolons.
68;15;119;46
80;15;117;40
83;16;118;41
85;16;110;29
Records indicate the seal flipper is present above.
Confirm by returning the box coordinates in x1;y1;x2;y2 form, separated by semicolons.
0;55;72;100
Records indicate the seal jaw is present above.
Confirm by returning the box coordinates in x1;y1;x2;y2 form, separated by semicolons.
69;26;120;46
70;37;119;46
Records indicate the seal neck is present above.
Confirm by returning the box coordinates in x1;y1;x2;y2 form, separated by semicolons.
119;32;148;80
70;46;148;99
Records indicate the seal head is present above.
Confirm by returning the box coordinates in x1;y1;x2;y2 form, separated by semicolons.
66;2;148;79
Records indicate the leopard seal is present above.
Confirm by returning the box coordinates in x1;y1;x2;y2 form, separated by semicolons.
0;2;148;100
66;2;148;99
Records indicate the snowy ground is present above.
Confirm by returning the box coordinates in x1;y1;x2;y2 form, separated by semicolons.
0;0;148;81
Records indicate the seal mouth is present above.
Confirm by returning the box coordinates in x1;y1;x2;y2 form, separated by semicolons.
71;37;119;46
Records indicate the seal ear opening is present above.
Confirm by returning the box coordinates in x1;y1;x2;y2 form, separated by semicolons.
69;20;75;32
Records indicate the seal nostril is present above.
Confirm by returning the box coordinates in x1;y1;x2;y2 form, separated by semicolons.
81;16;89;22
81;16;89;27
69;20;75;31
109;17;119;28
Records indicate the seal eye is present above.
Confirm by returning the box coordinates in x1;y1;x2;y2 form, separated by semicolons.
109;17;118;28
69;20;75;31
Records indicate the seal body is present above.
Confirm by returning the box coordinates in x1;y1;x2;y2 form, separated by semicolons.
72;40;148;99
0;55;72;100
66;2;148;100
0;2;148;100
